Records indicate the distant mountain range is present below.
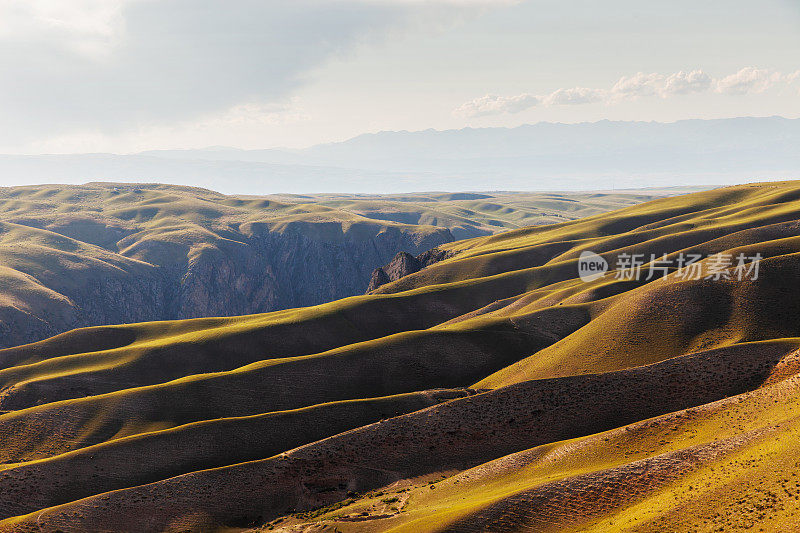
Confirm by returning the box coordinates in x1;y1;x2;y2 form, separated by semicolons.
2;116;799;193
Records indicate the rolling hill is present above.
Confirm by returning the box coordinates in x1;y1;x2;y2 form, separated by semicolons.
1;181;800;531
0;184;669;348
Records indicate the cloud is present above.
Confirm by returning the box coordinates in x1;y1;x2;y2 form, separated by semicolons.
715;67;783;95
0;0;135;64
608;70;712;100
544;87;605;106
453;93;539;117
0;0;506;143
609;72;664;99
660;70;713;96
456;67;796;117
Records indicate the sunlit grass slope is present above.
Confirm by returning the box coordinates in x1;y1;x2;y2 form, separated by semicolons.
1;181;800;532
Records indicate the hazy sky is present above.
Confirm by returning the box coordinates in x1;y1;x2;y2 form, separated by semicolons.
1;0;799;153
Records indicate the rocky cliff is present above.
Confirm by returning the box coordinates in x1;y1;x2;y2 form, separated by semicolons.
170;224;453;319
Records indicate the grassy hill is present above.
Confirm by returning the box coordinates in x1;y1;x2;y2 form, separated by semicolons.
271;190;679;240
2;182;798;531
0;184;670;349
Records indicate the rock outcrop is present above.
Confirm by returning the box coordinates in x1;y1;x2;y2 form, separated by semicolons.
366;247;456;292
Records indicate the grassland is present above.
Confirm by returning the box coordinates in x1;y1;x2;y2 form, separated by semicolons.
0;183;668;349
2;181;798;532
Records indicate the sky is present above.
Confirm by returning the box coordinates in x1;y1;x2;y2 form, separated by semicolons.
1;0;799;154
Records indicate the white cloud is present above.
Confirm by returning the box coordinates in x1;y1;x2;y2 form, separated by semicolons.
0;0;131;58
0;0;127;36
715;67;783;95
607;70;713;101
544;87;605;106
609;72;663;99
660;70;713;96
453;93;540;117
456;67;798;117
